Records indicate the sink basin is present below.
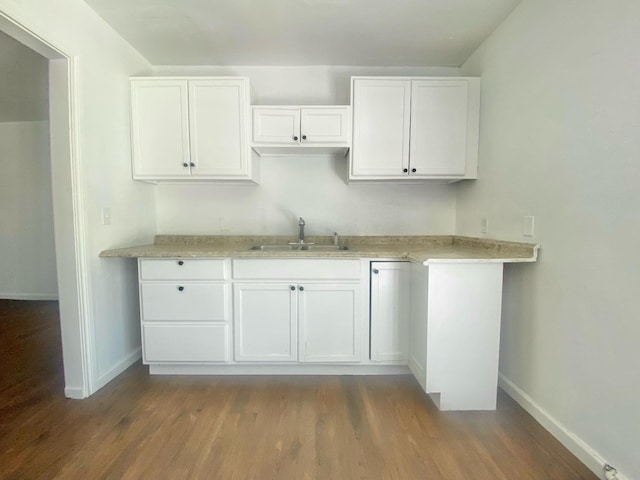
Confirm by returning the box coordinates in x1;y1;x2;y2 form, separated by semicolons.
249;244;349;252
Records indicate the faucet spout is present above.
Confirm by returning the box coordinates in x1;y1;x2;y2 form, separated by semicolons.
298;217;306;243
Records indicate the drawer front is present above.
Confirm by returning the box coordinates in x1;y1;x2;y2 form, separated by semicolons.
139;258;227;280
143;324;228;363
232;259;361;280
141;283;228;321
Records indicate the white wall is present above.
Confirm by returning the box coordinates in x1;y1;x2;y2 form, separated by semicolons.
153;65;459;236
0;121;57;299
457;0;640;477
0;30;48;122
0;0;156;395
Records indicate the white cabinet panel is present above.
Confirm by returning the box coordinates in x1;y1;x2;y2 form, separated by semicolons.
232;259;361;280
130;77;253;182
189;79;249;176
410;80;468;176
350;76;480;181
298;283;360;363
351;79;411;177
409;263;429;391
131;79;190;178
143;324;228;363
300;107;349;143
140;258;227;281
141;283;228;321
251;106;350;155
370;262;410;362
252;107;300;144
234;283;297;362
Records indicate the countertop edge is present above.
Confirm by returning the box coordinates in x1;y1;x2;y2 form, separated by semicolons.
99;236;539;264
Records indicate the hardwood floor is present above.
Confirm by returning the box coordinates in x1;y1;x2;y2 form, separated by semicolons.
0;300;596;480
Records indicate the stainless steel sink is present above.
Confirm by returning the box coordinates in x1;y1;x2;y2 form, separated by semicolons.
249;244;349;251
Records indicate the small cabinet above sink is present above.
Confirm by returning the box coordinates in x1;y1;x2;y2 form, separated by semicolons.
251;106;351;156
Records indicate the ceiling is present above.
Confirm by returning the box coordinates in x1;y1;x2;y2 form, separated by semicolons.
84;0;521;66
0;30;48;123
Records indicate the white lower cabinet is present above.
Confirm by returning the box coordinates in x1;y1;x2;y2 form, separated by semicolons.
138;258;231;364
137;256;507;411
370;262;411;362
232;258;363;364
298;283;360;363
233;283;297;362
233;281;361;363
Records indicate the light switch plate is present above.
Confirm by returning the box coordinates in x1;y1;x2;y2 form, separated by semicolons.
102;207;111;225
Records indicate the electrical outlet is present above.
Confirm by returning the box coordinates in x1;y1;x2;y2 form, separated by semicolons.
481;217;489;234
101;207;111;226
523;216;535;237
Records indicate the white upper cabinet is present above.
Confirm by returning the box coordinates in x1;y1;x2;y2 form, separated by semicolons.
251;106;350;155
300;108;349;143
130;77;255;182
131;79;191;178
252;107;301;144
350;77;480;181
410;80;471;176
351;79;411;177
188;79;249;177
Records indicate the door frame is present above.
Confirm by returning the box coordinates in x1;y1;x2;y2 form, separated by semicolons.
0;11;94;398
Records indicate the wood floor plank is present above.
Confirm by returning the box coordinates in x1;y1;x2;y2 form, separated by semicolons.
0;300;597;479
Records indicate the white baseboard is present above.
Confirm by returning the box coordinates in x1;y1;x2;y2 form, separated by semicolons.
499;373;629;480
0;293;59;301
149;364;411;376
94;347;142;392
64;386;86;399
408;357;426;391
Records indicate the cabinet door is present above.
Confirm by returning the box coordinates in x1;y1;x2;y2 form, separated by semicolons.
298;283;360;363
351;79;411;177
300;107;349;144
370;262;411;362
131;79;191;178
252;107;300;144
409;80;469;176
233;283;297;362
189;79;249;177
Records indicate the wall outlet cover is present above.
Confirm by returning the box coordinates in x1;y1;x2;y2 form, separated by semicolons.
523;216;535;237
481;217;489;234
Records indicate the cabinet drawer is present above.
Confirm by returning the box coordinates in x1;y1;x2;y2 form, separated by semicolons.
139;258;227;280
143;324;228;363
141;283;228;321
232;259;361;280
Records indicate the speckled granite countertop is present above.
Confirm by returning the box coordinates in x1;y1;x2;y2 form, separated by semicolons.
100;235;539;265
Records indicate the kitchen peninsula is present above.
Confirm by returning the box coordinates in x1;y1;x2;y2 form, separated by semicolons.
101;235;538;411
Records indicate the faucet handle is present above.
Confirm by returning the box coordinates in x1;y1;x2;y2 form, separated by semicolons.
298;217;305;226
333;231;339;246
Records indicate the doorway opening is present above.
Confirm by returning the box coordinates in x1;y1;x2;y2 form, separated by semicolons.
0;12;91;398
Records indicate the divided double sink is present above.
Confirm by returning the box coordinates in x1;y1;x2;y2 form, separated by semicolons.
248;244;349;252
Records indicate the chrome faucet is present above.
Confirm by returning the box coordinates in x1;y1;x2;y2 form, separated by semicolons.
289;217;314;246
298;217;306;243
